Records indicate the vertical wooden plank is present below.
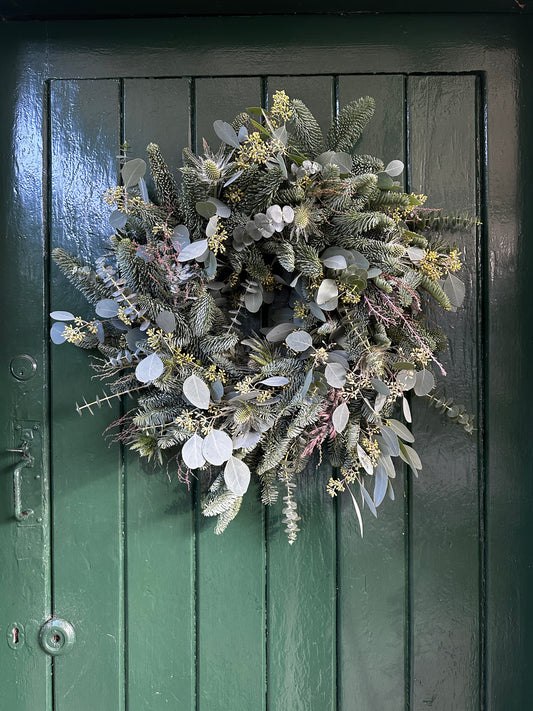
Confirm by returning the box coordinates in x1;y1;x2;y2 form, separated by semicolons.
266;75;337;711
0;34;52;711
408;75;480;711
337;74;407;711
194;77;267;711
124;78;191;190
50;79;125;710
123;77;195;709
195;77;260;150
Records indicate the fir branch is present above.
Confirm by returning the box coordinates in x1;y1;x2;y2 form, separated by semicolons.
327;96;375;153
288;99;324;158
146;143;181;215
52;248;112;304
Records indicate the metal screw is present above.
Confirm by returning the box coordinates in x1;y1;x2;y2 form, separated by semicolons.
36;518;42;523
33;424;40;430
16;425;21;430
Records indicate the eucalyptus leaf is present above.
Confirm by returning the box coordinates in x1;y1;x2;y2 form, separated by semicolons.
285;330;313;352
195;201;217;219
325;362;347;388
156;310;176;333
357;443;374;476
332;402;350;433
319;296;339;312
374;393;387;413
414;369;435;397
443;272;466;308
224;456;251;496
50;310;75;321
376;171;394;189
95;299;119;318
406;246;425;262
402;396;412;423
360;483;378;518
300;368;314;399
367;267;382;279
316;150;352;175
399;441;423;474
177;239;209;262
351;251;370;270
397;369;416;391
203;429;233;466
138;177;149;202
266;323;296;342
233;430;261;449
205;215;218;238
327;352;349;369
109;209;128;229
387;418;415;443
347;485;364;537
50;322;67;344
379;425;400;457
213;120;240;149
321;246;353;262
183;374;211;410
259;376;289;386
322;255;347;270
374;463;388;507
181;434;206;470
112;318;130;332
126;328;146;351
371;378;390;396
275;152;288;178
205;251;217;277
207;197;231;218
135;353;164;383
95;322;104;344
209;379;224;403
316;278;338;305
385;160;404;177
379;454;396;479
392;361;415;371
172;224;190;246
308;302;326;322
244;287;263;313
121;158;147;188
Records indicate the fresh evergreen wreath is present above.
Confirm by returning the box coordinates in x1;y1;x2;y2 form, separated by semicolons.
51;91;473;543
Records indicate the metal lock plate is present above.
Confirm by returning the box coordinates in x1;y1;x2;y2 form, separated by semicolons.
39;619;76;656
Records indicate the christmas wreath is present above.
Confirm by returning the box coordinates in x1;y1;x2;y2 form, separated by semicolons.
51;91;473;543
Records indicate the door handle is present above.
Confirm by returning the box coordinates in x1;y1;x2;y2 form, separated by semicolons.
6;432;36;521
11;453;34;521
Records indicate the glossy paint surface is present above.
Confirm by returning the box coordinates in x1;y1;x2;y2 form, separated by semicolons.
0;0;531;20
0;13;531;711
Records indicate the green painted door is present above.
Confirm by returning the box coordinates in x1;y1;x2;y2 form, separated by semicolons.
1;13;531;711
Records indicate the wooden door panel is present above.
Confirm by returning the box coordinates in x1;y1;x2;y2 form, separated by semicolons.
123;77;196;709
408;75;481;711
264;74;337;711
193;76;268;711
337;74;407;711
44;71;481;710
50;78;125;708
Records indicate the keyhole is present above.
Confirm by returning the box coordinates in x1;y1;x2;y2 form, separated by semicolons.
11;627;19;645
52;634;61;644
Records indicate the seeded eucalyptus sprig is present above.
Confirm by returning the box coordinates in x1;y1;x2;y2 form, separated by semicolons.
51;90;471;543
